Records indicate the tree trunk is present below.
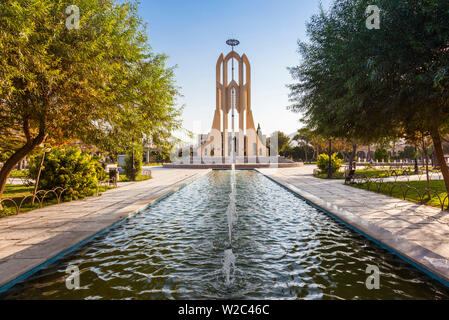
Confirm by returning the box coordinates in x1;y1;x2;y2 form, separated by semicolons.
414;146;419;174
431;128;449;195
348;142;357;171
431;150;438;168
422;134;431;199
0;120;46;200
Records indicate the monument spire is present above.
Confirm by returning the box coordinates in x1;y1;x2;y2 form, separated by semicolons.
226;39;239;81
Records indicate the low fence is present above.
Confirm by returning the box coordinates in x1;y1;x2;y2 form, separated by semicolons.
0;187;68;215
1;179;117;215
345;169;449;210
343;166;444;181
0;167;149;215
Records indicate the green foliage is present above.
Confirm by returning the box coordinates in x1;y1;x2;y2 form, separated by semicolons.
284;146;314;162
0;0;182;198
92;155;107;181
119;173;150;182
270;131;291;155
28;147;103;200
399;146;418;160
10;169;29;178
150;149;171;163
123;151;142;180
317;153;343;174
374;148;389;162
288;0;449;142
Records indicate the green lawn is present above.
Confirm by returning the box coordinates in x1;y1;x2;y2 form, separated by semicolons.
349;180;448;209
3;184;34;198
314;172;345;179
314;167;420;180
119;174;152;182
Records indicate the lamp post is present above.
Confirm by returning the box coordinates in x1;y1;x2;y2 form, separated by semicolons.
414;146;419;174
327;138;332;179
32;146;51;205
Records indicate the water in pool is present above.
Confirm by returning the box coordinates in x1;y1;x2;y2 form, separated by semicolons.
2;170;449;299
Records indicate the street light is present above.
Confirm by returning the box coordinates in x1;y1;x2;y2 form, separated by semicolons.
32;145;51;205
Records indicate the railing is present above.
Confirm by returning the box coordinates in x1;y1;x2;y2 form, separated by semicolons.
1;179;117;215
345;169;449;211
0;187;68;215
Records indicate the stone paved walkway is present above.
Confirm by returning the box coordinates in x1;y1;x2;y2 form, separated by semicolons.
0;168;210;289
258;165;449;284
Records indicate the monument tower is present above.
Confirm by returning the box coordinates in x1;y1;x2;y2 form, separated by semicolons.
198;40;268;162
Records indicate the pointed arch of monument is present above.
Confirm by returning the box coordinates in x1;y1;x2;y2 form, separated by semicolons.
242;54;251;109
227;80;241;114
224;51;242;65
216;53;224;85
242;54;251;82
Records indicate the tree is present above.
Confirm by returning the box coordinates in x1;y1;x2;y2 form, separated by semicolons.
124;149;142;181
272;131;291;156
256;123;262;141
288;0;449;193
374;148;389;162
0;0;181;199
399;146;417;160
293;127;313;162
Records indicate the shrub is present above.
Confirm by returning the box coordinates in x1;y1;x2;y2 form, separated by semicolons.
317;153;343;174
374;148;389;162
92;155;107;182
29;147;104;200
123;151;142;180
10;169;29;178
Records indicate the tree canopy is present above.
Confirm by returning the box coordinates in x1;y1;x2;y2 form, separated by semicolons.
0;0;182;197
288;0;449;190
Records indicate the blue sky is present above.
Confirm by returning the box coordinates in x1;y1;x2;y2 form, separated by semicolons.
138;0;333;141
